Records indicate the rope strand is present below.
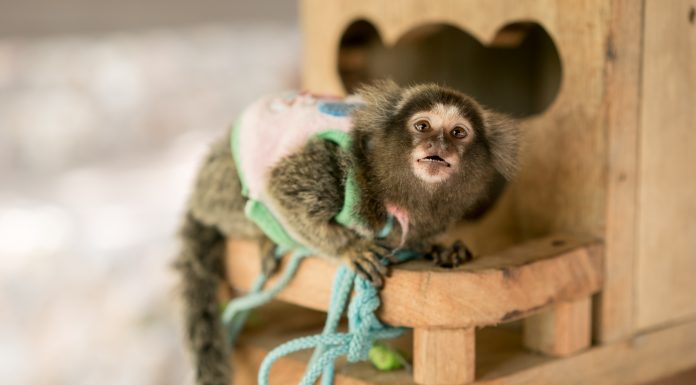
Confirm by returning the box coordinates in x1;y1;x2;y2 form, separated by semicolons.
221;239;420;385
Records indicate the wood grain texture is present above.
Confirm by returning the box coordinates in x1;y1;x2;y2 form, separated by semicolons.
477;317;696;385
642;367;696;385
233;303;696;385
414;328;475;385
523;298;591;357
636;0;696;331
232;302;416;385
226;235;603;328
596;0;644;344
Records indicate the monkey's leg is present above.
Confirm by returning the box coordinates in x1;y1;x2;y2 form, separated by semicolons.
187;136;262;239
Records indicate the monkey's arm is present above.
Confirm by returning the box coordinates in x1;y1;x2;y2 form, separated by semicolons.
266;138;390;286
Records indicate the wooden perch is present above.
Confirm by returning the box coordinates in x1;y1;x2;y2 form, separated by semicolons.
226;234;603;329
232;303;696;385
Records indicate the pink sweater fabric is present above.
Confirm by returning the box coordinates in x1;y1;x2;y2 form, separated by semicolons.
233;91;411;247
234;91;362;202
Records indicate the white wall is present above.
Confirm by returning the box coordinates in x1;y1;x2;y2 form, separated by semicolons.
0;4;300;384
0;0;296;36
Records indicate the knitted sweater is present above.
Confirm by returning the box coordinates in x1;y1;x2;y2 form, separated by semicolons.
230;91;363;250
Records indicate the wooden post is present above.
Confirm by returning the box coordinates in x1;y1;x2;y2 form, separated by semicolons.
413;328;475;385
523;298;591;357
597;0;644;344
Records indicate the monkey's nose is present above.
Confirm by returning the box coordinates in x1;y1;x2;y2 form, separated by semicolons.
426;140;448;151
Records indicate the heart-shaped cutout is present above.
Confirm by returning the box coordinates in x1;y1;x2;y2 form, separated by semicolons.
339;20;562;118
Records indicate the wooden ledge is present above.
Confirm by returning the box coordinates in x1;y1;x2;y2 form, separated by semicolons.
233;303;696;385
226;235;603;328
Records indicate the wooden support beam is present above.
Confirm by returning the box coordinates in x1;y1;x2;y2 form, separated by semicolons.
523;298;592;357
598;0;644;344
226;235;603;329
414;328;476;385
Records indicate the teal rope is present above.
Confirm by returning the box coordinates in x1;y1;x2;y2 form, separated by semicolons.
311;265;354;385
258;250;418;385
222;248;311;345
221;215;419;385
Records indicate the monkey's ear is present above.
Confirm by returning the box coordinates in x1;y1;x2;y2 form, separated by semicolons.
352;79;403;130
483;110;520;180
355;79;401;105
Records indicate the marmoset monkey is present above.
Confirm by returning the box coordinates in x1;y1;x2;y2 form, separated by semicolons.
175;80;518;385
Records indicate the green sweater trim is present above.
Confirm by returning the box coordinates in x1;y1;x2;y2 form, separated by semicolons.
314;130;360;229
244;200;303;249
230;120;249;197
232;120;300;249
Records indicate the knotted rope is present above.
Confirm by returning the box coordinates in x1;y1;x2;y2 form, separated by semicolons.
222;246;417;385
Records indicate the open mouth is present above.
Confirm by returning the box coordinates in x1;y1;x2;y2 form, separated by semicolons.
418;155;451;167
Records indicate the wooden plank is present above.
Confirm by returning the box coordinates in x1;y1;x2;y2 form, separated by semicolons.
596;0;644;343
643;367;696;385
636;0;696;330
523;298;591;357
226;235;603;328
234;303;696;385
476;318;696;385
413;328;475;385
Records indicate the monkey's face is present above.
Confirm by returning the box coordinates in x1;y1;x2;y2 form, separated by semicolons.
406;103;477;184
353;81;517;219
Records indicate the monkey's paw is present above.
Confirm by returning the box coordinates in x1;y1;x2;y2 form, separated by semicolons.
341;240;395;288
426;240;473;268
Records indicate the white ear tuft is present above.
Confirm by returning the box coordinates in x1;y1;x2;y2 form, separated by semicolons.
483;110;519;180
351;79;403;132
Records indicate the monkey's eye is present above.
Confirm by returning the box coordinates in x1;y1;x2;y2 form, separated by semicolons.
414;120;430;132
450;127;469;139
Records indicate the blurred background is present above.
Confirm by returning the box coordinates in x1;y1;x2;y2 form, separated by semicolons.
0;1;299;384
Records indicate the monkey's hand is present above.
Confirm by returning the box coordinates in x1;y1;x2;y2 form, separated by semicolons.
340;240;395;288
426;240;473;268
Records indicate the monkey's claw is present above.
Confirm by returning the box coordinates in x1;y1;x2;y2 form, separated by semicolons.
427;240;473;268
342;240;393;288
354;253;388;287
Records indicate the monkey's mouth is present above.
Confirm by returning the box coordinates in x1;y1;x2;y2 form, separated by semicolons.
418;155;451;167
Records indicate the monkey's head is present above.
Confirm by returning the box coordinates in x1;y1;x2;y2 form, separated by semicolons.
351;80;519;219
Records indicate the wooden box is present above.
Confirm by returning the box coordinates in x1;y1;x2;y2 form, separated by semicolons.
226;1;696;384
301;0;696;343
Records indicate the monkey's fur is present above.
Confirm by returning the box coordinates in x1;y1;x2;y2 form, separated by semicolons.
175;81;518;385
